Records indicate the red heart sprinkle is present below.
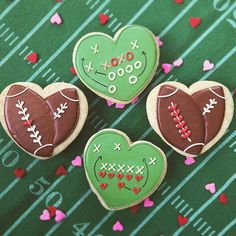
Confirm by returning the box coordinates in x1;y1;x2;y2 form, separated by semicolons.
47;206;58;217
98;13;109;25
175;0;184;4
108;173;115;179
126;174;133;181
117;182;125;189
117;173;124;180
218;193;228;204
132;187;141;194
23;119;33;126
189;17;202;28
177;215;188;226
26;52;38;64
55;165;67;176
130;204;140;214
14;168;26;178
70;67;77;75
98;172;106;178
135;176;143;182
100;183;107;189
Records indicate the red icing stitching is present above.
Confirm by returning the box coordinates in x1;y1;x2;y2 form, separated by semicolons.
168;102;192;142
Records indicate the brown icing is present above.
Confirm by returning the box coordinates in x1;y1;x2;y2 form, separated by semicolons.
192;86;225;144
157;85;205;155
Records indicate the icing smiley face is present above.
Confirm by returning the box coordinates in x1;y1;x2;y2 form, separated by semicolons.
73;25;159;104
84;129;167;210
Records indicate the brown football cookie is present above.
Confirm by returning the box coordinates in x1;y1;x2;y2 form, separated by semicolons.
146;81;234;157
0;83;88;159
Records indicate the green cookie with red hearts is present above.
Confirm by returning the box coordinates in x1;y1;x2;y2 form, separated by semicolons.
83;129;167;210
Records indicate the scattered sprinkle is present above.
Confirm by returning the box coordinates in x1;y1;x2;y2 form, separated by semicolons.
56;0;62;2
71;156;82;167
50;12;63;25
113;220;124;232
26;52;38;64
131;97;139;104
55;165;68;176
40;209;51;221
144;197;154;208
203;60;215;71
55;210;66;222
162;63;172;74
173;58;184;67
130;204;140;214
14;168;26;178
99;13;109;25
205;183;216;194
48;206;58;217
155;36;163;47
70;67;77;75
184;156;196;166
175;0;184;4
177;215;188;226
115;103;125;109
189;16;202;28
106;100;115;107
218;193;228;204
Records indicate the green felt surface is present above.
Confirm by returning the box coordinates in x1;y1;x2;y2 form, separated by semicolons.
0;0;235;235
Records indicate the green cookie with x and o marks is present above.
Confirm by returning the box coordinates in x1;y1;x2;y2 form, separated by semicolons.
73;25;159;104
84;129;167;210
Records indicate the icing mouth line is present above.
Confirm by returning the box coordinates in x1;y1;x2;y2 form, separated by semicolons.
81;58;108;88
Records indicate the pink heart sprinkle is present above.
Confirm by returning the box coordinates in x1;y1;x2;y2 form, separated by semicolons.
184;156;196;166
71;156;82;167
173;58;184;67
50;13;63;25
113;220;124;232
131;97;139;104
162;63;172;74
144;197;154;208
205;183;216;194
106;100;115;107
203;60;214;71
55;210;66;222
39;209;51;221
155;36;163;47
115;103;125;109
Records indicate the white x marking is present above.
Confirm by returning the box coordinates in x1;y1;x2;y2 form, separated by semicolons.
100;61;111;70
93;144;101;153
85;62;94;72
114;143;121;151
108;163;116;171
118;54;125;64
127;165;134;173
117;164;125;172
101;163;108;170
91;44;99;54
149;157;156;165
131;40;139;49
136;166;144;174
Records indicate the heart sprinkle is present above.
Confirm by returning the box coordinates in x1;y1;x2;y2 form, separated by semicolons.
55;165;67;176
173;58;184;67
98;172;106;178
162;63;172;74
70;67;77;75
135;175;143;182
100;183;108;189
155;36;163;47
117;173;124;180
14;168;26;178
130;204;140;214
108;173;115;179
50;12;63;25
189;17;202;28
125;174;133;181
184;156;196;166
177;215;188;226
175;0;184;4
118;182;125;189
98;13;109;25
55;210;66;222
115;103;126;109
26;52;38;64
40;209;51;221
71;156;82;167
106;100;115;107
144;197;154;208
113;220;124;232
203;60;215;71
131;97;139;104
47;206;58;217
132;187;141;194
218;193;228;204
205;183;216;194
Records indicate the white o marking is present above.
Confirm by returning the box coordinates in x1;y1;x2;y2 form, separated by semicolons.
109;85;117;94
129;76;138;84
117;68;125;76
108;72;116;81
134;61;142;69
126;65;133;73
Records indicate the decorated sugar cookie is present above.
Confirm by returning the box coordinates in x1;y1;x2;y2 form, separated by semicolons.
73;25;159;104
0;83;88;159
146;81;234;157
84;129;167;210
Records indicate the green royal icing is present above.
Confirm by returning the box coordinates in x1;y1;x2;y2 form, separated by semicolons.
73;25;159;103
84;129;167;210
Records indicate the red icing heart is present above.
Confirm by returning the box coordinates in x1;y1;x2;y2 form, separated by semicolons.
23;119;33;126
132;187;141;194
218;193;228;204
175;0;184;4
117;173;124;180
108;173;115;179
135;176;143;182
14;168;26;178
70;67;77;75
98;14;109;25
100;183;107;189
26;52;38;64
47;206;58;217
55;165;67;176
98;172;106;178
125;174;133;181
117;182;125;189
189;17;202;28
177;215;188;226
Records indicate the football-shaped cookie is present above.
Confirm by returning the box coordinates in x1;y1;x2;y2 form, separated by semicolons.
146;81;234;157
0;83;88;159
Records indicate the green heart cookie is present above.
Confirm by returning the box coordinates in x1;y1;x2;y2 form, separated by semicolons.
73;25;159;104
84;129;167;210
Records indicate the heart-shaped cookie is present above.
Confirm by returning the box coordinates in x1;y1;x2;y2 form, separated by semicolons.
146;81;234;157
73;25;159;104
84;129;167;210
0;83;88;159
